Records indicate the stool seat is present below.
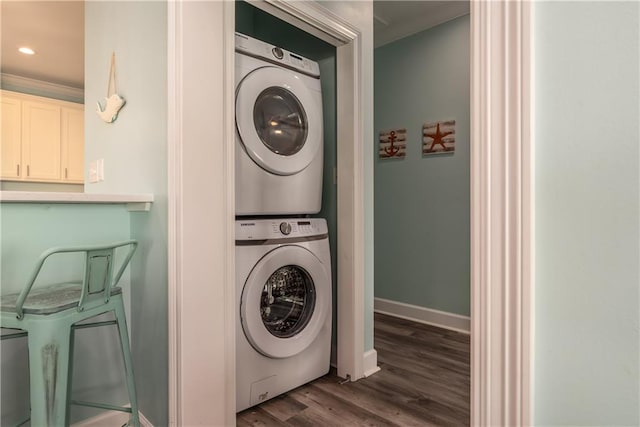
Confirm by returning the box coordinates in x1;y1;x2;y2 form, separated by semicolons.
0;240;139;427
1;283;122;315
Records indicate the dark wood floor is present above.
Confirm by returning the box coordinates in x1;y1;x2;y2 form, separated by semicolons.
237;312;470;426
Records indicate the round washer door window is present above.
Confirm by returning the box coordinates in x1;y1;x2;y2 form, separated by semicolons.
241;245;329;359
236;66;322;176
253;87;308;157
261;265;315;338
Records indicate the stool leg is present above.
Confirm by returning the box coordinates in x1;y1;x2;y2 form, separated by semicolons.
66;325;76;423
114;301;140;427
27;321;73;426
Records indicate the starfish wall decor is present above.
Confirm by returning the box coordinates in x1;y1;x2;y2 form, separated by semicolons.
423;120;456;155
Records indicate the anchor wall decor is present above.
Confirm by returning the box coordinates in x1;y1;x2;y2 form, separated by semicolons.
96;52;126;123
379;128;407;159
423;119;456;156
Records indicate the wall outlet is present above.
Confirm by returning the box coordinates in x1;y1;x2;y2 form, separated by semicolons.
89;160;98;183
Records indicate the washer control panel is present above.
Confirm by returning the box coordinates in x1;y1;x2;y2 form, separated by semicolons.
235;32;321;78
236;218;328;241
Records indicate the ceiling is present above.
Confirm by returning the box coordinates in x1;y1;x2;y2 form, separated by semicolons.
1;1;84;89
374;1;470;48
0;1;467;90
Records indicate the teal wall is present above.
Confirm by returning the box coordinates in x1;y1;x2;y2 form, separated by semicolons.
85;2;168;425
373;15;470;316
236;2;339;361
236;1;336;59
316;54;338;362
0;204;132;425
534;2;639;425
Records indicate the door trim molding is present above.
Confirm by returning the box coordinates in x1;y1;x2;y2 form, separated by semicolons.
470;0;534;425
167;1;367;425
167;1;236;425
254;0;367;382
167;0;179;423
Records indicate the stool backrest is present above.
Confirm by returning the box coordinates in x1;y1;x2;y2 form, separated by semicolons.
78;241;137;312
15;240;138;319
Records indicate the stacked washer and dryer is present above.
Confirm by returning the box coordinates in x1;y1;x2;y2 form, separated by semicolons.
234;33;332;412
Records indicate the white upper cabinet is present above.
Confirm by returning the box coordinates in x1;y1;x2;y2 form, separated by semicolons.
1;96;22;179
61;106;84;183
1;90;84;183
21;99;62;181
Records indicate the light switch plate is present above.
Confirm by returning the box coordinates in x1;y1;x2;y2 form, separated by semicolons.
97;159;104;181
89;159;104;183
89;160;98;183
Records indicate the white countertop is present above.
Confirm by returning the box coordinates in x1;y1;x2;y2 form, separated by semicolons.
0;191;154;211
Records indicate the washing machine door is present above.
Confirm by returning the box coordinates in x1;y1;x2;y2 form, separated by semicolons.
241;245;329;359
236;66;322;176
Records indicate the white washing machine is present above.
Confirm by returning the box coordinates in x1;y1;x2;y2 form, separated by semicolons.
235;33;324;215
236;218;332;412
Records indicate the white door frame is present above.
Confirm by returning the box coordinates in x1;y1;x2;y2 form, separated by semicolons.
470;1;534;425
243;0;368;381
167;0;534;425
168;1;237;425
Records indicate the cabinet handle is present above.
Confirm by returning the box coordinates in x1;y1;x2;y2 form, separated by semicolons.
65;168;68;179
27;165;30;176
17;164;19;176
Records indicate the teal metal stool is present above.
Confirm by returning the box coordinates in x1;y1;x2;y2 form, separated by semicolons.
0;240;140;427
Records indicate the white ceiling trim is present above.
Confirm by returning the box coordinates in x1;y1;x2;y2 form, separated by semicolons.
1;73;84;103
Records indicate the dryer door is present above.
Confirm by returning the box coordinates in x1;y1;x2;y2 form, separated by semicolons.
241;245;329;359
236;66;322;176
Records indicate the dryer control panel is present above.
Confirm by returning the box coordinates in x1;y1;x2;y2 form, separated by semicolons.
235;32;321;78
236;218;328;240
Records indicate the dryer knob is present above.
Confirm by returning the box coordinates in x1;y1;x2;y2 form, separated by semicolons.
272;47;284;60
279;222;292;235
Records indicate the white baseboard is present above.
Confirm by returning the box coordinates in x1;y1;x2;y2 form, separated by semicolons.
363;349;381;377
374;297;470;334
138;411;153;427
72;406;153;427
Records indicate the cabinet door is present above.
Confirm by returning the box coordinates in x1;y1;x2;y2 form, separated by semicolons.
61;106;84;183
1;96;22;179
22;100;61;181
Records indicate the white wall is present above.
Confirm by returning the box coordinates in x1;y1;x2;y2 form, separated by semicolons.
535;2;639;425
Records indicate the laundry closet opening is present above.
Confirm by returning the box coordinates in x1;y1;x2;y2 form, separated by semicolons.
234;0;339;403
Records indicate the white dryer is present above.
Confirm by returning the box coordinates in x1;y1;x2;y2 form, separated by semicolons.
235;33;324;215
236;218;331;412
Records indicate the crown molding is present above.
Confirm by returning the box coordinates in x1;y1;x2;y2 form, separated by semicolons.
1;73;84;103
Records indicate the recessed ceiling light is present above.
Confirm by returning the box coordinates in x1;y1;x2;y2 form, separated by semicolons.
18;47;35;55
